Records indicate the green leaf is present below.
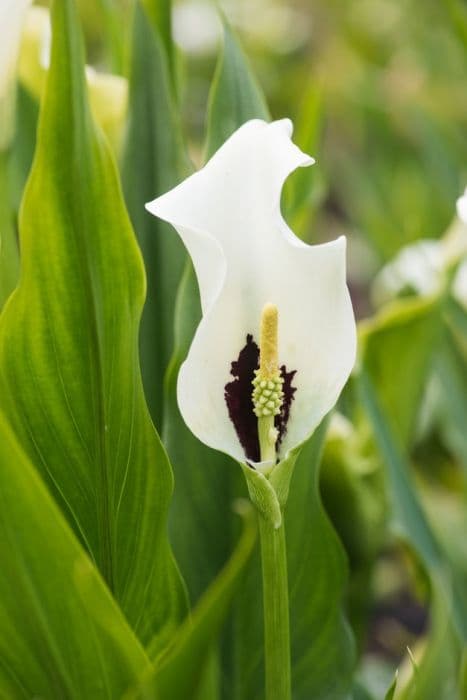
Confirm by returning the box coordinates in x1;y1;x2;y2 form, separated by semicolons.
9;85;39;214
357;368;467;642
384;673;398;700
283;84;325;238
0;0;186;651
285;423;356;699
0;414;150;698
434;329;467;470
141;0;175;81
122;1;188;429
359;295;442;446
205;20;270;160
130;502;257;699
0;154;19;310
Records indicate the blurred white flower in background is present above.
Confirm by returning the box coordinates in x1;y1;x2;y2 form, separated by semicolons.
0;0;32;149
372;189;467;310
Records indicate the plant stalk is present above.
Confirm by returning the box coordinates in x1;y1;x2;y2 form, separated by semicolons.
258;511;291;700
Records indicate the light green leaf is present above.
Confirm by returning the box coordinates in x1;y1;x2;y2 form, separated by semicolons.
9;85;39;215
0;154;19;310
0;0;186;651
283;84;325;238
359;295;442;447
122;1;188;429
384;673;398;700
205;20;270;160
129;503;257;699
285;423;356;699
0;414;150;698
142;0;174;81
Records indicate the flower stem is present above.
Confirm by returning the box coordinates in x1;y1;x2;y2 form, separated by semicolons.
258;511;291;700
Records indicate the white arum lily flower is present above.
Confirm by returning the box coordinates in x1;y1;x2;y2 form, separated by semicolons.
0;0;32;150
372;188;467;310
147;119;356;473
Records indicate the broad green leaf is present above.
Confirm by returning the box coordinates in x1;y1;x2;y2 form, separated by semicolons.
10;86;39;214
0;153;19;310
0;414;150;698
0;0;186;651
77;0;128;72
359;295;442;447
122;1;188;429
205;21;270;160
283;84;325;238
142;0;174;81
129;503;257;699
285;423;355;699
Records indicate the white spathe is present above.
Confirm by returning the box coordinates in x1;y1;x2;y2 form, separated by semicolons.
146;119;357;464
0;0;32;149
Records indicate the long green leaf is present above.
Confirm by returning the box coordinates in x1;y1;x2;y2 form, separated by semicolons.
0;0;186;650
122;1;188;429
129;503;257;699
0;414;150;699
283;84;325;239
142;0;175;81
205;21;270;160
358;368;467;642
0;153;19;310
285;424;356;699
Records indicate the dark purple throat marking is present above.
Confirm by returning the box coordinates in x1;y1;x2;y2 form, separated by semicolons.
224;334;297;463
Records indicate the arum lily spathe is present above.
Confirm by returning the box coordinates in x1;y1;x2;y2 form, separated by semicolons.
146;119;356;471
0;0;32;149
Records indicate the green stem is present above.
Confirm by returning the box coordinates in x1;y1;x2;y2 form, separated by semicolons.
258;512;291;700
